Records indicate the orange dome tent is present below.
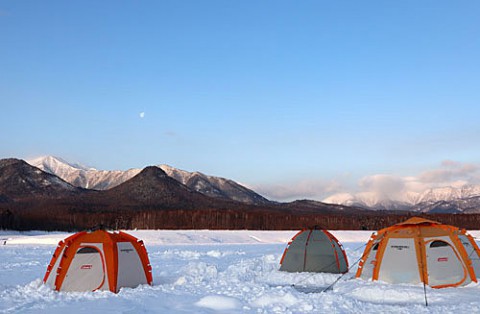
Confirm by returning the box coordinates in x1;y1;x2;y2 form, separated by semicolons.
355;217;480;288
43;230;153;293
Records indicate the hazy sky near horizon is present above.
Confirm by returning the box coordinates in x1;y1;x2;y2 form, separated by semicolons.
1;1;480;201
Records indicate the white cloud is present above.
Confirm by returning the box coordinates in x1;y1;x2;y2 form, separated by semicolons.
323;160;480;204
418;160;478;184
139;112;145;119
253;179;344;202
358;174;407;201
254;160;480;203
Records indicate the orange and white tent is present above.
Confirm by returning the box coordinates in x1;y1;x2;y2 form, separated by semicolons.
43;230;153;293
356;217;480;288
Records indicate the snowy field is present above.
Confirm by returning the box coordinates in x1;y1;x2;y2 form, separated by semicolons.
2;230;480;313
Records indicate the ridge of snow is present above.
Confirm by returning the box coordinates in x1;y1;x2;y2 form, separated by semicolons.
28;156;95;172
27;156;141;190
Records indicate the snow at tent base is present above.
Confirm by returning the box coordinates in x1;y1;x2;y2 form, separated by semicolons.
2;230;480;313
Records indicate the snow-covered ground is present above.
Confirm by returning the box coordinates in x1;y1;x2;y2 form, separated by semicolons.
1;230;480;313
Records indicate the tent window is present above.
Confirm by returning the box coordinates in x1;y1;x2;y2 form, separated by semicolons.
429;240;449;248
77;247;99;254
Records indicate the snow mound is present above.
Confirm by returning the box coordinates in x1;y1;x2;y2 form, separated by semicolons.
195;295;241;311
251;291;299;307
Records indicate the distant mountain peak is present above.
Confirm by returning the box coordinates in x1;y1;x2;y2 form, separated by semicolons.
28;155;95;172
0;158;83;200
104;164;203;206
0;158;23;168
137;166;169;178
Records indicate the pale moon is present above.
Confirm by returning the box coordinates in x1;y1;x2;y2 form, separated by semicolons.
139;112;145;118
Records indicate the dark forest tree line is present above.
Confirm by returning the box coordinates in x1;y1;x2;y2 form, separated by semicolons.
2;205;480;231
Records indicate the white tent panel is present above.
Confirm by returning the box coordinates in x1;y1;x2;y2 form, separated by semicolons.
425;238;467;287
61;244;107;292
116;242;148;291
378;238;421;284
458;235;480;277
45;246;65;289
359;240;379;280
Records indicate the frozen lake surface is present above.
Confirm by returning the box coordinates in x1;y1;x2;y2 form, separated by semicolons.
1;229;480;313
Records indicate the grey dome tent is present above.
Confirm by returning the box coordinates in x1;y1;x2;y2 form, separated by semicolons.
280;228;348;273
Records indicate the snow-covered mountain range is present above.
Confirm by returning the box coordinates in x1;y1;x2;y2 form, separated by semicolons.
25;156;480;213
27;156;270;205
323;185;480;213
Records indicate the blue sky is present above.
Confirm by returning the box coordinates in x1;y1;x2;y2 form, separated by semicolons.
1;1;479;200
